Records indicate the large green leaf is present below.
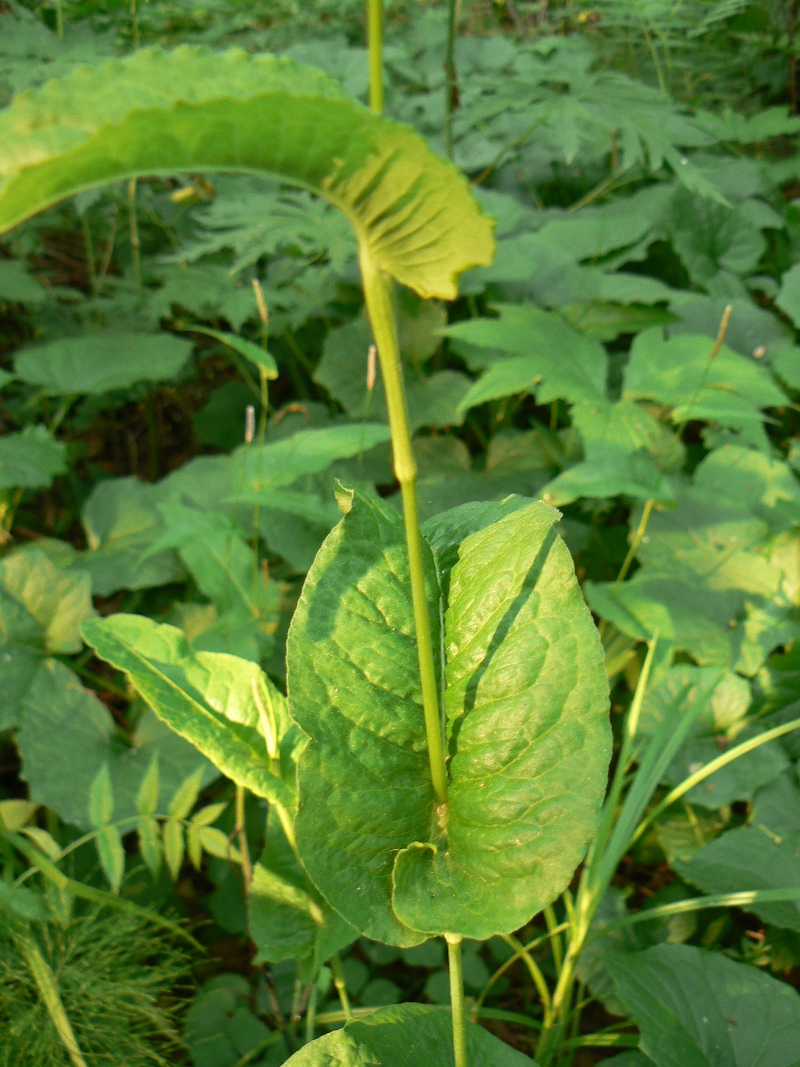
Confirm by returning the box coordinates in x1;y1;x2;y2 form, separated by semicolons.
0;425;66;492
248;808;356;977
283;1004;535;1067
446;305;607;412
82;615;293;808
676;826;800;932
623;329;786;429
0;544;93;730
16;659;211;828
14;332;192;395
0;47;493;298
287;491;609;944
606;943;800;1067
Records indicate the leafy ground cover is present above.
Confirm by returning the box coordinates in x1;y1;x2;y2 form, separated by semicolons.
2;1;800;1064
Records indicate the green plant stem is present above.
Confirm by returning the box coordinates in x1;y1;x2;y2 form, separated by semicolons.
20;935;89;1067
632;715;800;846
128;178;142;295
543;903;563;972
4;829;199;946
674;304;732;440
55;0;64;38
360;248;448;807
617;497;654;585
367;0;384;114
444;0;460;157
235;785;252;892
80;213;97;294
330;953;352;1022
472;922;569;1016
446;934;468;1067
304;980;319;1042
501;933;552;1028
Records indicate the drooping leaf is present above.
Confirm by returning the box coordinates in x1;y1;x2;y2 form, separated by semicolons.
283;1003;535;1067
288;490;609;944
187;326;278;379
14;332;192;395
0;425;66;492
0;47;494;299
230;423;392;500
16;659;211;828
606;943;800;1067
82;615;293;808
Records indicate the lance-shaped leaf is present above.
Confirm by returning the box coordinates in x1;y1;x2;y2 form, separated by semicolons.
287;491;610;944
284;1003;536;1066
0;47;493;298
82;615;293;809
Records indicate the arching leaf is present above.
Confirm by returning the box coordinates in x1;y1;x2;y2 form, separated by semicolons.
0;47;494;298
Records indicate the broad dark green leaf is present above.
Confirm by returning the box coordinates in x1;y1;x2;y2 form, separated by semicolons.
623;330;786;428
14;332;192;395
248;808;355;977
606;943;800;1067
79;477;186;596
0;425;66;492
0;259;47;302
283;1004;535;1067
16;659;211;828
0;545;93;730
0;48;494;299
82;615;293;808
676;826;800;932
288;491;609;943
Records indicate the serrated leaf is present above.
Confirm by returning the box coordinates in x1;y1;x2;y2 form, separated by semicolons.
191;802;227;828
168;766;205;820
284;1003;535;1066
88;763;114;827
137;815;162;876
195;826;240;863
82;615;293;808
163;818;184;881
606;943;800;1067
188;326;278;378
14;332;192;395
0;425;67;492
136;754;160;816
0;47;493;299
96;824;125;893
288;490;609;944
447;305;607;413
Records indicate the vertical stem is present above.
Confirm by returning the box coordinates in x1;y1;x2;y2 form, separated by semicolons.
330;953;352;1022
55;0;64;39
446;933;468;1067
128;179;142;295
444;0;460;157
21;937;89;1067
360;248;448;807
305;980;319;1042
80;214;97;295
235;785;252;892
367;0;384;114
616;497;654;585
